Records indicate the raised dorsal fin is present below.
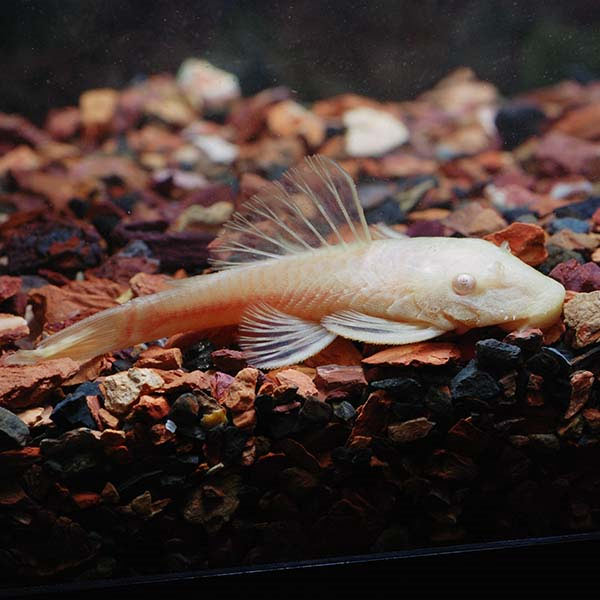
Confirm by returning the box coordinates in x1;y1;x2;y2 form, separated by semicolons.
209;155;371;270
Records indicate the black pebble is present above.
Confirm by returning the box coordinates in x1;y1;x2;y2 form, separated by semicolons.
222;426;249;463
526;347;572;379
118;239;154;259
332;446;372;470
112;193;138;215
0;406;30;450
450;361;502;402
176;424;206;441
370;377;423;403
265;412;299;439
333;401;356;421
182;340;214;371
502;207;536;223
265;164;288;181
424;387;453;420
51;382;101;430
550;217;590;234
554;196;600;220
365;197;404;225
92;214;121;239
111;358;133;373
476;339;522;371
299;397;332;424
391;401;424;421
494;103;546;150
169;393;200;426
68;198;90;218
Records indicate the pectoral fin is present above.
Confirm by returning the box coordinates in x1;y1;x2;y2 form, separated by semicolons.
322;311;446;344
239;303;337;369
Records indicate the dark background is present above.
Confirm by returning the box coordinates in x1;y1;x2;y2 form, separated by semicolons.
3;0;600;123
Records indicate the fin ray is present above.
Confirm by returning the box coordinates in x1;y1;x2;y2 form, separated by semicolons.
239;303;337;369
210;155;371;270
322;310;446;344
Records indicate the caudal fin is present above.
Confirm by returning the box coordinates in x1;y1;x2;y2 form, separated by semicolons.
4;304;130;365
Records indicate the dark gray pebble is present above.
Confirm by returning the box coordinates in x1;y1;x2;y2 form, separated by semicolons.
476;339;522;370
450;361;502;401
0;406;30;449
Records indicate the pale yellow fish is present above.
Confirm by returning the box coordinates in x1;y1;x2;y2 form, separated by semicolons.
5;156;565;369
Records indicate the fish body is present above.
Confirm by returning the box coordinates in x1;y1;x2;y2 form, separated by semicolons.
5;156;565;368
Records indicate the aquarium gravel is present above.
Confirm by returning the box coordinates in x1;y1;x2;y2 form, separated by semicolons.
2;61;600;584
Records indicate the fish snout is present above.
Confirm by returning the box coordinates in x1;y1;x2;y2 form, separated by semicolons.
501;278;565;331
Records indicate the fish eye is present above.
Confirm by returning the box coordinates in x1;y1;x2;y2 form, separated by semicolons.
452;273;476;295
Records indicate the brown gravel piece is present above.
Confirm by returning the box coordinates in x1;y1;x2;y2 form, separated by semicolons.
349;390;391;441
100;368;165;416
0;276;22;302
223;367;259;412
135;346;183;370
543;319;566;345
549;260;600;292
155;369;211;393
0;212;105;275
87;255;160;286
228;86;291;143
426;449;478;482
29;278;125;333
64;354;114;386
15;405;48;428
304;338;363;367
388;417;435;444
362;153;438;178
11;170;81;211
80;88;119;141
442;203;507;237
548;230;600;252
565;370;594;419
535;132;600;177
0;112;50;146
45;106;81;140
314;365;367;394
128;272;171;296
266;100;325;147
583;408;600;432
270;368;318;399
447;417;490;455
276;438;321;474
130;394;170;421
0;358;79;410
0;480;27;506
183;477;241;533
553;103;600;140
503;328;544;353
483;223;548;266
564;291;600;347
0;314;28;343
210;349;247;373
363;342;460;367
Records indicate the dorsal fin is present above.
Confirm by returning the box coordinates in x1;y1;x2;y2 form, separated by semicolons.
209;155;371;270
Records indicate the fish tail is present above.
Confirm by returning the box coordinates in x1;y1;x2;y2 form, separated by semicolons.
5;303;133;365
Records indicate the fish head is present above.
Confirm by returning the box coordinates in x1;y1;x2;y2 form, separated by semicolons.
433;238;565;332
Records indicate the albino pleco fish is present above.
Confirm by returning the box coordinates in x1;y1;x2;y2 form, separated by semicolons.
5;156;566;369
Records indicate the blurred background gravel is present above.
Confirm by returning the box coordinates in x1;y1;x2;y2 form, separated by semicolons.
3;0;600;122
